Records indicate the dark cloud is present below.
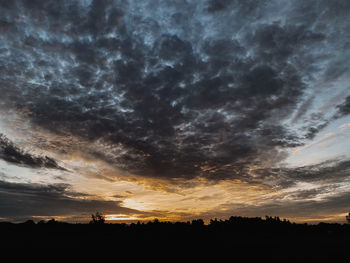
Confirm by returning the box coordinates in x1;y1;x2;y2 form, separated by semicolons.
0;180;139;220
336;95;350;117
207;0;234;13
252;159;350;189
0;134;64;170
290;159;350;183
0;0;349;182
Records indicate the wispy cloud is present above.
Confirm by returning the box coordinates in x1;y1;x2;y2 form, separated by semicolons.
0;133;64;170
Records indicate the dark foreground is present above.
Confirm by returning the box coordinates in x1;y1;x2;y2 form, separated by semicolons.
1;216;349;260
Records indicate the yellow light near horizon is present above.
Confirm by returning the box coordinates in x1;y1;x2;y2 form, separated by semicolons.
105;214;138;221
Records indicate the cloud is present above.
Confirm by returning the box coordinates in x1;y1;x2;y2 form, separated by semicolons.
0;180;140;221
210;190;350;222
207;0;234;13
0;133;64;170
0;0;349;183
194;160;350;221
336;95;350;118
252;159;350;189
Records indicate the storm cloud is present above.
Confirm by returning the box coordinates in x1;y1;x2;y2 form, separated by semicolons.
0;0;349;184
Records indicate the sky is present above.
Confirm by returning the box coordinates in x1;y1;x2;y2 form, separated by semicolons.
0;0;350;223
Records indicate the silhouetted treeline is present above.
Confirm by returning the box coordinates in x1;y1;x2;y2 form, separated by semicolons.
1;215;349;259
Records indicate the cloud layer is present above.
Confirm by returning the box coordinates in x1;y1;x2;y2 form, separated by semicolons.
0;0;349;222
1;0;349;182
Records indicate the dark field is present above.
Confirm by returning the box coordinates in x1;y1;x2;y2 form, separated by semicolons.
1;216;349;260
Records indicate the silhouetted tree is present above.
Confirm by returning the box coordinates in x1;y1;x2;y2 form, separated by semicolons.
37;220;46;225
90;212;105;224
192;219;204;227
346;213;350;223
22;220;35;225
47;218;58;225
